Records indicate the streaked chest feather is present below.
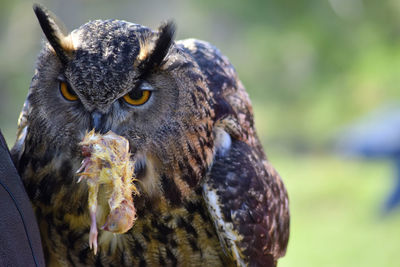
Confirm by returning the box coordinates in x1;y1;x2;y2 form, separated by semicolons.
36;192;231;266
21;155;230;266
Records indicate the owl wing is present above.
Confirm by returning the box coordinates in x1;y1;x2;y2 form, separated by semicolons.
11;97;30;169
178;39;289;266
203;138;289;267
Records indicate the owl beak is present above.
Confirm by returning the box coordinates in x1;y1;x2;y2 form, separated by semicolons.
91;111;108;134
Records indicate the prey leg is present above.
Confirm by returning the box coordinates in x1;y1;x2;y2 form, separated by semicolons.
89;209;98;255
88;183;99;255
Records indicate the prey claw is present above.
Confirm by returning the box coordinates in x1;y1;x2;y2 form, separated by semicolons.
89;210;98;255
89;230;98;255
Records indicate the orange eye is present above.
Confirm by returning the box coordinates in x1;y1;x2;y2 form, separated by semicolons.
60;82;78;101
123;90;151;106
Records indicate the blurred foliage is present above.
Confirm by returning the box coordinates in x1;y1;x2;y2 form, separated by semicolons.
274;153;397;267
0;0;399;266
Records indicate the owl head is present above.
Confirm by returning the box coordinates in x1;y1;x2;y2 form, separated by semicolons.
23;4;216;197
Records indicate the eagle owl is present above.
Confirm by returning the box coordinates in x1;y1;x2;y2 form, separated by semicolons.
11;4;289;267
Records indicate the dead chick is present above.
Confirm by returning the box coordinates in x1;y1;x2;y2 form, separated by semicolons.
77;130;138;254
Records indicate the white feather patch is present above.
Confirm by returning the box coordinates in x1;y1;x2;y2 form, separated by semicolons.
203;184;245;266
213;127;232;157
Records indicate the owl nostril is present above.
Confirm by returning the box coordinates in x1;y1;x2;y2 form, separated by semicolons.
91;111;108;134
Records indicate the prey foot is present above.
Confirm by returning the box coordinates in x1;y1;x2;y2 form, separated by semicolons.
89;211;98;255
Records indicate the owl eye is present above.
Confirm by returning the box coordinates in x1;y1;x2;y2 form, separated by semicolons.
123;82;152;106
123;90;151;106
59;81;78;101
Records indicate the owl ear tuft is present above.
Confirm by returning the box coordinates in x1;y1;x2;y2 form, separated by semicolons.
150;21;176;67
138;21;176;78
33;4;73;65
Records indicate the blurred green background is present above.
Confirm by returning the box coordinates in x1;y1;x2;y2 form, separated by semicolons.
1;0;400;266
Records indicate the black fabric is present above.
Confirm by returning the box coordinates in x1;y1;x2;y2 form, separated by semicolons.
0;130;45;267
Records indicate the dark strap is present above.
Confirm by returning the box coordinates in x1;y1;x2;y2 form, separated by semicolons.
0;129;45;267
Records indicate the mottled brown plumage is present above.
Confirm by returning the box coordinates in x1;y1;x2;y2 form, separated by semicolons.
11;4;289;266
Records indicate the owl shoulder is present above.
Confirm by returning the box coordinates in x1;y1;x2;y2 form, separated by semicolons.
176;39;255;143
176;38;238;97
